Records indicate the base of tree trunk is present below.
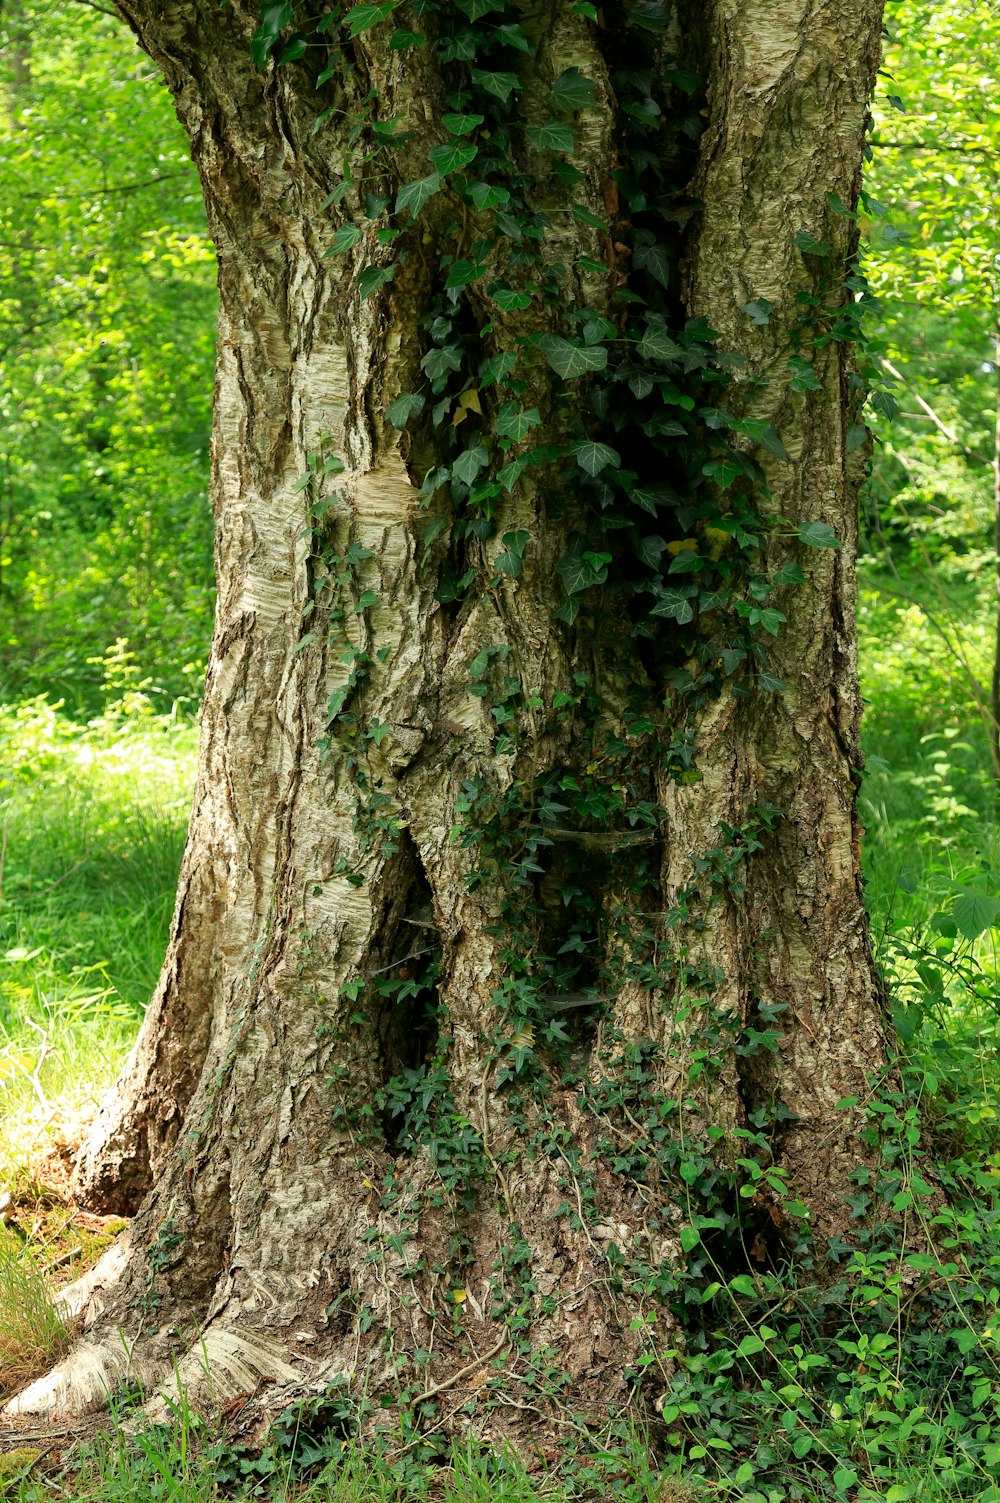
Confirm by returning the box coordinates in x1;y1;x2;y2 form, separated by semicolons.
5;1103;683;1442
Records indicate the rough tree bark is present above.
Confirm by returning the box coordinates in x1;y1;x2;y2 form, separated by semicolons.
5;0;889;1440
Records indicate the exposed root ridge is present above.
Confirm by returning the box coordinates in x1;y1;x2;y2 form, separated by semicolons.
1;1335;163;1420
142;1326;315;1422
59;1238;131;1325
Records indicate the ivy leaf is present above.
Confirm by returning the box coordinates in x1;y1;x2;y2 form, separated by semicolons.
496;212;524;242
952;893;1000;940
421;346;462;383
320;180;352;210
743;298;774;325
631;485;673;515
630;2;670;32
545;67;597;114
637;321;682;363
702;457;742;489
495;22;532;51
755;607;786;636
342;1;396;38
491;286;533;312
572;203;606;230
650;586;697;624
467;181;510;210
637;535;667;567
700;407;730;430
668;549;702;575
633;238;671;289
386;391;425;428
758;670;788;694
445;259;488;290
847;422;868;452
501;529;530;558
452;447;489;486
455;0;505;17
525;120;575;154
495;529;531;577
494;550;521;577
757;424;788;460
357;263;396;299
497;455;529;492
794;229;831;259
325;224;364;256
679;1225;700;1254
420;467;449;499
572;439;620;476
250;1;292;67
556;550;609;595
423;516;448;547
495;402;541;442
394;173;441;218
442;113;484;136
664;62;699;91
389;27;424;48
427;141;478;175
797;520;840;550
277;35;307;64
771;561;806;586
582;316;615;345
480;352;518;387
871;389;899;419
788;355;823;392
733;417;788;459
470;68;523;103
537;334;607;379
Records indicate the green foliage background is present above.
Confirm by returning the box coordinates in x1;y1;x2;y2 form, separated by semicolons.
0;0;216;711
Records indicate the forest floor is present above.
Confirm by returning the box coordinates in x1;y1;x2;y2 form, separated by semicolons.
0;565;998;1502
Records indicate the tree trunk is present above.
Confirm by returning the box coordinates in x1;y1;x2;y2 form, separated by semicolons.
6;0;889;1440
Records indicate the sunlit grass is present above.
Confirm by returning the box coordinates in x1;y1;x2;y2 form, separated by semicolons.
0;1225;72;1403
858;567;998;928
0;695;196;1178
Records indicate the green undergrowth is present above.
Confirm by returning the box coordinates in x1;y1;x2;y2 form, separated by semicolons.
8;1424;700;1503
0;672;197;1179
858;564;1000;1171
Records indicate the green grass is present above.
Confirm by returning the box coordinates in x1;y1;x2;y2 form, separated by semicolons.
0;1226;71;1403
858;565;998;932
857;565;1000;1162
0;694;197;1178
8;1423;700;1503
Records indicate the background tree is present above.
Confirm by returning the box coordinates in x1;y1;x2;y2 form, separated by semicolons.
5;0;892;1443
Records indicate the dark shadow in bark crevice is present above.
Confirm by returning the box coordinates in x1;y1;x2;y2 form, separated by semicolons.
372;829;443;1154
